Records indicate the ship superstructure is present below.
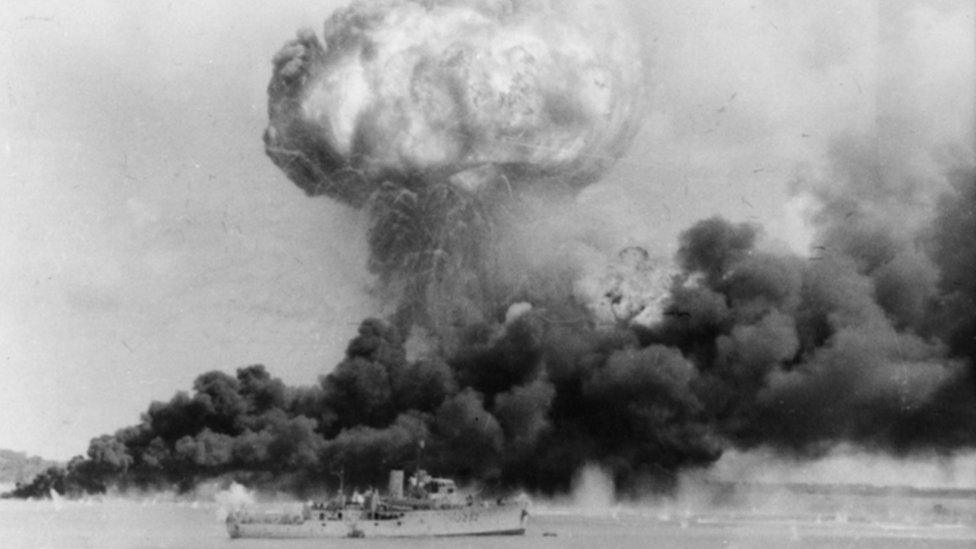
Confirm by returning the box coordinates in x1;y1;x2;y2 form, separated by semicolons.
226;470;528;539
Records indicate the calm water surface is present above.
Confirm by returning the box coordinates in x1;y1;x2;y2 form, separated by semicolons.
1;499;974;548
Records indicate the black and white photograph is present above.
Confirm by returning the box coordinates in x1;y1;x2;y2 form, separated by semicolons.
1;1;974;547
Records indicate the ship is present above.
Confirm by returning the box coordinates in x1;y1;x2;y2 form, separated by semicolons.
225;469;529;539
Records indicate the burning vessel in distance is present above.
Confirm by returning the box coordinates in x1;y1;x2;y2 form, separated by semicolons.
225;470;528;539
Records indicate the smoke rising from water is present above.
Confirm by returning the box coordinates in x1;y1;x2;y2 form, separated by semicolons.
707;447;976;490
571;464;616;513
256;0;973;489
28;0;974;501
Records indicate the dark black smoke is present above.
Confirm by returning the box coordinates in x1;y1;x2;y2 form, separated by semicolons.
12;9;976;502
11;160;973;500
11;140;976;495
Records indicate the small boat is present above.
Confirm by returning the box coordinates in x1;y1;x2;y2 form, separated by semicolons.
226;470;528;539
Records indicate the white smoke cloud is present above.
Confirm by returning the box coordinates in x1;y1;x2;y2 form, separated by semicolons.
272;0;646;202
705;446;976;490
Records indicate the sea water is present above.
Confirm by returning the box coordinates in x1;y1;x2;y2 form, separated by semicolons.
1;497;975;549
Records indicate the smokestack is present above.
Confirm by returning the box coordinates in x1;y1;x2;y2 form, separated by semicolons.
388;469;404;499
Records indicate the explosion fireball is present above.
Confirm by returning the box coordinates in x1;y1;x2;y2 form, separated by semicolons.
265;0;644;203
22;0;973;502
264;0;646;343
249;0;975;492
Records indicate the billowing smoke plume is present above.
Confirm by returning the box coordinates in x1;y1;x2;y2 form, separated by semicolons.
650;199;974;454
18;0;976;502
38;166;974;498
264;0;645;346
266;0;644;201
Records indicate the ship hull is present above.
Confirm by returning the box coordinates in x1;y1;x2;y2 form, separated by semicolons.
227;503;527;539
